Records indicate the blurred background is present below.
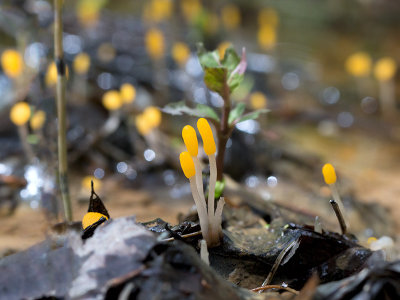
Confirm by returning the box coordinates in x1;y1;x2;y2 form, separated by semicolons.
0;0;400;255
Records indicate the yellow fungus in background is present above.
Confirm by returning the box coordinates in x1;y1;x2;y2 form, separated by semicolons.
322;163;337;185
258;8;279;28
45;62;69;87
120;83;136;104
345;52;371;77
97;43;116;63
181;0;202;23
145;28;165;61
143;106;162;128
180;151;196;178
217;41;231;61
374;57;397;81
10;102;31;126
102;90;123;111
221;4;241;30
135;113;152;136
73;52;91;75
76;0;103;28
182;125;198;157
144;0;173;23
30;110;46;130
258;24;276;50
172;42;190;66
197;118;216;155
367;237;377;244
82;175;101;192
250;92;267;110
1;49;23;78
82;212;108;229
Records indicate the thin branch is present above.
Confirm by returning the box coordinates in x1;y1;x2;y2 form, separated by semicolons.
54;0;72;222
251;285;299;295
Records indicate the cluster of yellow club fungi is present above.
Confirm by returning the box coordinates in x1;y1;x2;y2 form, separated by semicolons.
180;118;224;247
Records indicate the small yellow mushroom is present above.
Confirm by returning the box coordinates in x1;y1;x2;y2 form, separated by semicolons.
221;4;241;30
120;83;136;104
180;151;196;178
135;113;152;136
258;24;276;50
345;52;371;77
374;57;397;82
322;163;337;185
73;52;91;75
197;118;216;155
250;91;267;109
172;42;190;66
30;110;46;130
258;8;279;28
182;125;198;157
143;106;162;128
82;212;108;230
181;0;202;23
145;28;165;61
102;90;123;111
1;49;23;78
10;102;31;126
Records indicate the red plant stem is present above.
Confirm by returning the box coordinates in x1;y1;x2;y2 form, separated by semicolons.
216;77;231;181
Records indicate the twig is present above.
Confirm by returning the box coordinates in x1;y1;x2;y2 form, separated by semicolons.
330;199;347;235
161;230;202;242
54;0;72;222
251;285;299;295
258;238;299;293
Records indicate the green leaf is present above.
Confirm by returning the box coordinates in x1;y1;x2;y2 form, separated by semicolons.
228;103;246;125
204;67;227;94
234;108;270;124
221;47;240;72
162;101;220;121
197;43;220;68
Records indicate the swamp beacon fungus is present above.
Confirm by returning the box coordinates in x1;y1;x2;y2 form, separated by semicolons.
180;118;225;250
81;180;110;239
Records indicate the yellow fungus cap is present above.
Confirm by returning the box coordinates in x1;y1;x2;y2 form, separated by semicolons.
322;163;337;185
182;125;198;157
217;41;231;61
258;8;279;28
10;102;31;126
250;92;267;110
143;106;162;128
120;83;136;103
374;57;397;81
181;0;202;23
180;151;196;178
45;62;69;87
135;113;152;136
367;237;377;245
102;90;123;111
76;0;103;28
82;212;108;230
143;0;172;24
197;118;216;155
221;4;241;30
258;24;276;50
82;176;101;192
345;52;371;77
97;43;116;63
30;110;46;130
145;28;165;61
172;42;190;66
1;49;23;78
73;52;91;75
